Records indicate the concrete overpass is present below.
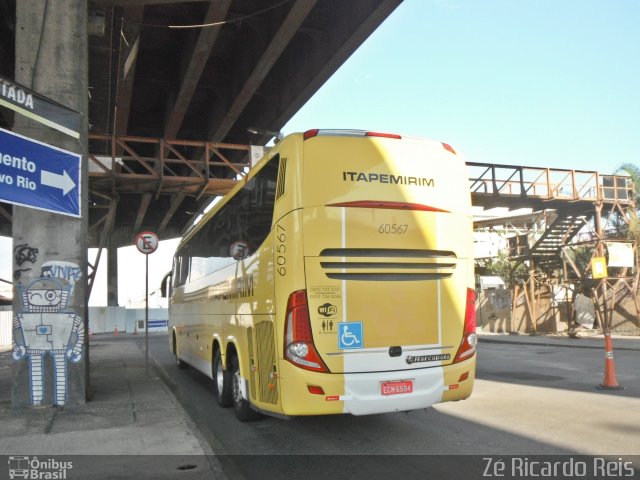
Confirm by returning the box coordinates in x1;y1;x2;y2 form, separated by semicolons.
0;0;635;408
0;0;404;304
0;0;403;407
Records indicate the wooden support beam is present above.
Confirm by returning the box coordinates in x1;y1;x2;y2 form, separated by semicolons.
133;193;152;232
114;7;144;137
159;192;185;235
0;205;12;222
164;0;233;139
88;198;118;300
91;0;203;8
210;0;317;141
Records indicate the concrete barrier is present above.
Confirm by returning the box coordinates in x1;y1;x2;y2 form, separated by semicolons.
0;307;169;346
88;307;168;334
0;309;11;348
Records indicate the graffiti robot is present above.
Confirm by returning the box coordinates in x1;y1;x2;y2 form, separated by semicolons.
12;277;84;406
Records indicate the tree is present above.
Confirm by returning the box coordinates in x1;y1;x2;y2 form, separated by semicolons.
615;163;640;242
485;251;528;288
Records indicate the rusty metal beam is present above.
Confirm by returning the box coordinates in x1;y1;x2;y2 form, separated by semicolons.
89;171;236;189
210;0;317;141
87;135;250;191
162;141;204;177
164;0;232;139
115;138;159;176
468;162;634;207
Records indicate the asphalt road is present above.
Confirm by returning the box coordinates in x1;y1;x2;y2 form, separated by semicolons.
144;334;640;479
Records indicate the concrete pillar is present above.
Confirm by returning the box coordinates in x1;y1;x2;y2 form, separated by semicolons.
107;243;119;306
12;0;88;407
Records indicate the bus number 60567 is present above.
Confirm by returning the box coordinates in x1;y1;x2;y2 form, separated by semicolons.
378;224;408;234
276;224;286;276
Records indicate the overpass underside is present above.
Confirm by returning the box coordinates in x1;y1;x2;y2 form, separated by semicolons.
470;162;638;335
0;0;404;304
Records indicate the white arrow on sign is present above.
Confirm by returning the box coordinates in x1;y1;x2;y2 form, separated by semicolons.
41;169;76;195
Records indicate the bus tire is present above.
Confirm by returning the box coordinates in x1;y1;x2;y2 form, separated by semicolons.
213;348;232;407
173;333;188;370
230;355;262;422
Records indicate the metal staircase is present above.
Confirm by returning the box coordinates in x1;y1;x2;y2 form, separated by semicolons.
528;211;591;270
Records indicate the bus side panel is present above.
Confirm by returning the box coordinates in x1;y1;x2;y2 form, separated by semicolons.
272;135;308;415
442;356;475;402
271;208;315;410
169;137;299;416
233;236;283;414
172;262;238;377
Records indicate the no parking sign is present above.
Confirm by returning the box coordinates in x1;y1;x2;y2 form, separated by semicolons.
135;231;158;255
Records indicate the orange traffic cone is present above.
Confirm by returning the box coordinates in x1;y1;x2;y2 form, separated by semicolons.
597;333;623;390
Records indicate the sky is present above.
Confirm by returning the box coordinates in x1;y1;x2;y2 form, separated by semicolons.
282;0;639;172
1;0;639;305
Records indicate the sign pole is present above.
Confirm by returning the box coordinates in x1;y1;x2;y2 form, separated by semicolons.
135;231;159;377
145;253;149;376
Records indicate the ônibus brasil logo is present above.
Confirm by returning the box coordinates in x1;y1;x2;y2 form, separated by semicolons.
8;456;73;479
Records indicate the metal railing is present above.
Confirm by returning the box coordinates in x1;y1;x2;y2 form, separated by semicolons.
87;134;252;198
467;162;634;204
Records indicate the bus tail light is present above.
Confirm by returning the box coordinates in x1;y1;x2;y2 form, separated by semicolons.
365;131;402;139
303;129;320;140
303;129;401;140
328;200;449;213
284;290;329;373
442;142;457;155
453;288;477;364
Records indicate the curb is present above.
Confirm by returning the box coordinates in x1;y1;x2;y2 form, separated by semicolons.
478;336;640;352
150;352;245;480
130;337;230;480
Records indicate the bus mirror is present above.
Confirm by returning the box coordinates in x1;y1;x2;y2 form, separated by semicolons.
160;271;172;298
230;240;250;260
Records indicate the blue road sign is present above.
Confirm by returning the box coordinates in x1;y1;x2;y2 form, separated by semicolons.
0;128;81;217
338;321;363;350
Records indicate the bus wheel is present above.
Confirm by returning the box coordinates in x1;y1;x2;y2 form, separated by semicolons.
174;333;188;370
230;355;262;422
213;349;232;407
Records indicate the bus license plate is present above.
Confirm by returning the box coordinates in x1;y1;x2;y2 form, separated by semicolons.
381;380;413;396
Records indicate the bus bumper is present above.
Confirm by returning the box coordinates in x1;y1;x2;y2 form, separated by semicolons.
279;356;475;416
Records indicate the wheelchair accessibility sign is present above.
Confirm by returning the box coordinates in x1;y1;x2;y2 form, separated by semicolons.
338;322;363;350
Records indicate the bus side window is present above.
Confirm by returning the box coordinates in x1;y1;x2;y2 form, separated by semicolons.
179;154;281;280
244;155;279;249
171;255;189;288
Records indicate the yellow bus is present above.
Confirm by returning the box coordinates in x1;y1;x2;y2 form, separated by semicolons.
168;129;476;421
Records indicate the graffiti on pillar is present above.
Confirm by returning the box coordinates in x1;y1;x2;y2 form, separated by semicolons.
13;243;39;280
14;243;39;265
12;263;84;406
41;261;83;284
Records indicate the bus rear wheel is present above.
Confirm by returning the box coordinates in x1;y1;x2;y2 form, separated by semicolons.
230;355;261;422
213;349;232;407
